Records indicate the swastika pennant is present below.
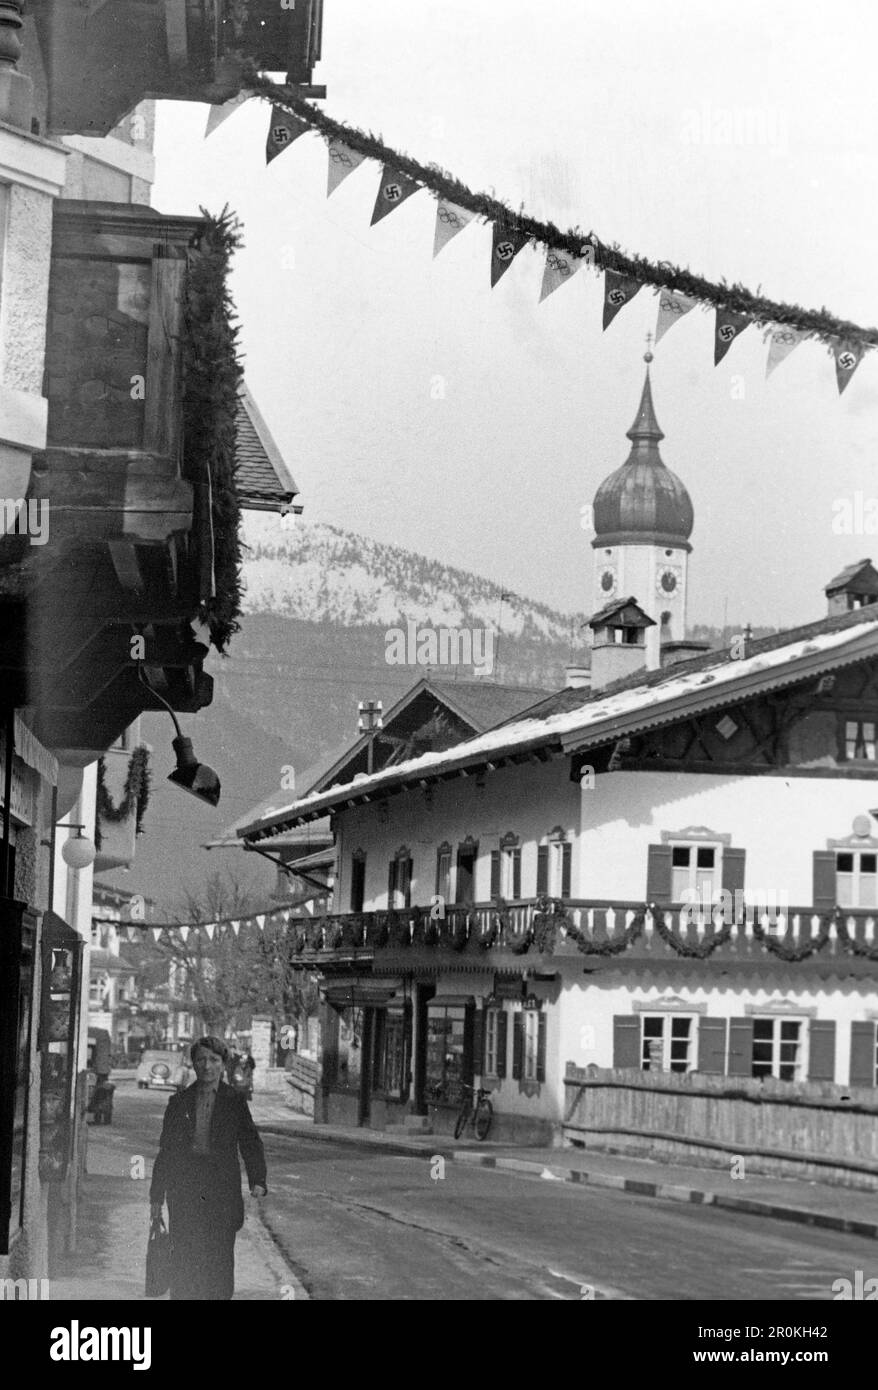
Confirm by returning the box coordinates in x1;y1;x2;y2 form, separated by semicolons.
602;270;642;329
370;164;421;226
714;307;752;365
833;338;865;395
491;224;529;288
266;106;309;164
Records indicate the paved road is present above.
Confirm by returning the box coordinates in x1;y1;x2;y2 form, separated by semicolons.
110;1088;877;1301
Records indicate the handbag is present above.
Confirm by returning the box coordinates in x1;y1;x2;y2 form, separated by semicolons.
145;1215;172;1298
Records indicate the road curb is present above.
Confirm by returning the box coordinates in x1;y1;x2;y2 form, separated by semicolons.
257;1122;878;1239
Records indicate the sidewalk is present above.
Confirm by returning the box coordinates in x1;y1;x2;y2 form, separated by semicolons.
50;1127;307;1302
251;1094;878;1241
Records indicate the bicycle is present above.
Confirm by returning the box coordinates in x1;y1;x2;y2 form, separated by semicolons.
453;1083;493;1141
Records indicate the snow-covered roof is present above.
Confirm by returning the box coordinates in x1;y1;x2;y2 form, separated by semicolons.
240;611;878;840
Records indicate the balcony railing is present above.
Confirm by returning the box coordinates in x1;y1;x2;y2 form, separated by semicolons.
285;899;878;963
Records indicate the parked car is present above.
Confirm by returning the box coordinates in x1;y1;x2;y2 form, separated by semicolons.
136;1049;193;1091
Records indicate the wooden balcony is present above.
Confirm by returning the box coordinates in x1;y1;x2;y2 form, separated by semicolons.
283;899;878;971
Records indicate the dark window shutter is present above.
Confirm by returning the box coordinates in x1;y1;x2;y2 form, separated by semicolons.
496;1010;508;1078
696;1017;727;1074
490;850;501;898
646;844;673;903
808;1020;836;1082
435;850;443;897
512;1011;523;1079
387;859;396;908
721;847;746;900
849;1021;877;1087
472;1006;483;1076
403;857;413;909
561;842;572;899
536;845;548;896
612;1015;640;1068
727;1017;753;1077
536;1011;547;1083
812;850;837;910
512;848;521;899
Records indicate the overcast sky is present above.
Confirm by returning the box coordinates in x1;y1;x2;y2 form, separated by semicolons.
153;0;878;631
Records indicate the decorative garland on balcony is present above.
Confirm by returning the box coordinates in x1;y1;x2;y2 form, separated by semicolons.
653;910;734;959
183;207;245;652
94;746;152;851
834;914;878;961
750;914;833;961
570;907;647;955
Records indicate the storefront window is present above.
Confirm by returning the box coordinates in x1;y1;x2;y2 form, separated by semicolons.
425;1005;467;1106
374;1009;407;1095
335;1006;363;1090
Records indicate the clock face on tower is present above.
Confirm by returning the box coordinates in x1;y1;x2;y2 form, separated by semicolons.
599;567;617;597
657;566;680;596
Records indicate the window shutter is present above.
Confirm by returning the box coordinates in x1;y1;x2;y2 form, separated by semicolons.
561;842;572;899
721;847;746;899
512;848;521;900
435;850;443;897
727;1017;753;1077
490;850;501;898
387;860;396;908
403;857;413;909
812;850;837;910
512;1011;523;1079
696;1017;727;1074
472;1006;484;1077
496;1010;508;1078
849;1021;877;1088
612;1015;640;1068
645;844;673;903
536;845;549;896
536;1011;547;1083
807;1019;836;1082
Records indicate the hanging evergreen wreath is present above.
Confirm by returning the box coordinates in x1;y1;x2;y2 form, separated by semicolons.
750;913;832;962
572;909;647;955
95;746;152;850
653;910;734;959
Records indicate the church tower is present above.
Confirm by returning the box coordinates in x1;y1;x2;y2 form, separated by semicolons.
590;349;694;670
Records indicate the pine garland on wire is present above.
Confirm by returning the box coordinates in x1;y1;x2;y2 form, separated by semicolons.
247;71;878;353
95;746;152;851
653;909;733;959
833;914;878;961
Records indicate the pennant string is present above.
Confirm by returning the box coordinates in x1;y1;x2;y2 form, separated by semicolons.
245;70;878;352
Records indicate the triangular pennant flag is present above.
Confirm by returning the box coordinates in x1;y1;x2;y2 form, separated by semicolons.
204;90;252;138
231;920;241;937
765;325;806;377
266;106;309;164
327;140;367;196
204;923;216;942
178;925;189;944
491;224;529;288
124;926;136;943
833;339;865;395
255;915;266;931
370;164;420;226
433;199;475;257
539;247;587;302
151;928;162;944
714;308;752;364
655;289;698;343
603;270;642;329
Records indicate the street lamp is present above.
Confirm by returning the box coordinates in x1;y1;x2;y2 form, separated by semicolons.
137;665;221;807
59;823;96;871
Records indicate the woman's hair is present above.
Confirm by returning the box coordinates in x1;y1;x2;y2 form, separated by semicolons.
190;1035;229;1064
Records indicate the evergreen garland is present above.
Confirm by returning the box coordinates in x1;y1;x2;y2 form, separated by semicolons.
653;910;734;959
834;915;878;961
248;73;878;353
751;913;832;962
183;207;245;652
95;746;152;851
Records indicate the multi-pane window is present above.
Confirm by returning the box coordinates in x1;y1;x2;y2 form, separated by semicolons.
523;1009;541;1081
500;843;520;898
435;844;452;903
751;1017;802;1081
350;852;366;912
836;851;878;908
387;849;412;909
485;1008;500;1075
844;720;876;761
425;1005;467;1105
671;844;719;903
641;1015;695;1072
374;1009;406;1095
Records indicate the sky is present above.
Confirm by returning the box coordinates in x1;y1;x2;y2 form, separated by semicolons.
153;0;878;632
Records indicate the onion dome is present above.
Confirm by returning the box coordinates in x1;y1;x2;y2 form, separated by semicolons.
592;356;694;550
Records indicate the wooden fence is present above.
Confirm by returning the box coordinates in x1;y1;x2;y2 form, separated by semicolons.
564;1064;878;1189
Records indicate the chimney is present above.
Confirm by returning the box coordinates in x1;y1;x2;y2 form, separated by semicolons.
587;598;654;692
564;665;591;690
825;559;878;617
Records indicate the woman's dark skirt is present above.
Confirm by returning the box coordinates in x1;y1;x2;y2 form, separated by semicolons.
168;1155;239;1300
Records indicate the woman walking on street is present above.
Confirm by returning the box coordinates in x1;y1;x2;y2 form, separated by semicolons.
149;1035;267;1300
